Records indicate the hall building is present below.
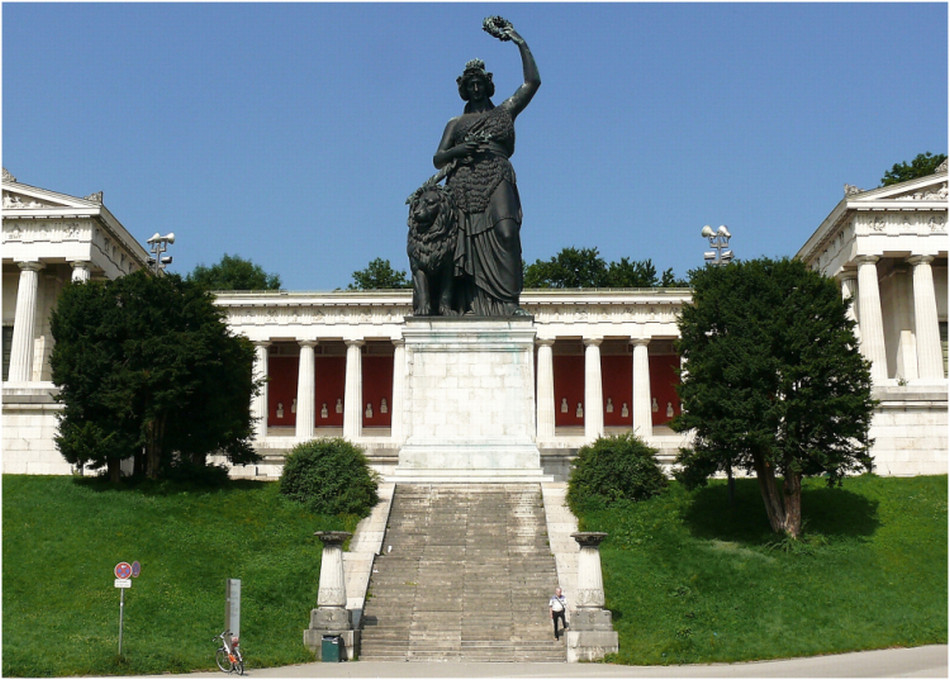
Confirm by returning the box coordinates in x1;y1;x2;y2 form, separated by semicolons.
3;164;946;477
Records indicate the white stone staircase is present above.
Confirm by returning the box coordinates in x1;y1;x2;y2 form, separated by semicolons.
357;484;568;662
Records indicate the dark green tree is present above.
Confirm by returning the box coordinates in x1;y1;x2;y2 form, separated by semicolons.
187;253;281;290
604;257;657;288
672;258;875;539
50;270;260;482
524;247;683;288
524;247;607;288
348;257;411;290
881;152;947;186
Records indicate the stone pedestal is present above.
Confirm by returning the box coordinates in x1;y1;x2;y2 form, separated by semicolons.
566;532;618;662
304;531;359;660
392;317;549;482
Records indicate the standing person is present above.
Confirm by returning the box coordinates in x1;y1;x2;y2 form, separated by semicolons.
549;586;568;639
433;17;540;317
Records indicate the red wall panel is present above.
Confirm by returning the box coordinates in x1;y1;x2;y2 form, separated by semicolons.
650;354;681;425
268;356;299;427
314;356;345;426
602;355;633;426
553;355;585;426
362;355;393;428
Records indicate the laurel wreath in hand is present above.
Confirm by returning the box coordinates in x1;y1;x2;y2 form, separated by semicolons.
482;16;513;41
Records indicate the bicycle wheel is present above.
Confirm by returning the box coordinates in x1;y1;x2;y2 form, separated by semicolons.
235;656;244;675
215;647;231;673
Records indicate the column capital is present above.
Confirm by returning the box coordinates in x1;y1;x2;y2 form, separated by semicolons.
854;255;880;266
298;339;318;348
583;336;603;347
629;337;650;348
16;260;45;272
391;337;405;348
536;337;556;348
835;268;858;283
344;338;365;348
907;254;935;267
253;339;272;348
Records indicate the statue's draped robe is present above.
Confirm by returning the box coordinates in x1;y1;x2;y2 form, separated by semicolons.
445;106;523;316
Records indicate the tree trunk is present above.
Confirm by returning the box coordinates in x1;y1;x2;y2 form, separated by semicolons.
107;457;121;484
144;416;165;480
781;471;803;538
752;454;788;534
133;449;145;478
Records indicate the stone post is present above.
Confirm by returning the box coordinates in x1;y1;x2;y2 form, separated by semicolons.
390;338;406;444
8;261;44;383
855;256;888;384
908;256;944;381
536;337;556;442
295;340;317;440
631;338;653;438
304;531;359;660
343;339;364;441
566;532;618;662
251;342;270;441
583;337;604;440
837;270;860;342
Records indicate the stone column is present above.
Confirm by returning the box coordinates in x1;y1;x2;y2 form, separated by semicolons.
630;338;653;438
567;532;618;662
583;337;604;440
855;256;888;384
251;342;270;441
837;270;860;342
295;340;317;440
908;256;944;380
343;339;364;441
304;531;358;659
536;338;556;441
8;261;44;383
390;338;406;444
69;260;92;283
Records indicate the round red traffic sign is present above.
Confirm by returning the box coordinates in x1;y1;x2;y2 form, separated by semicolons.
131;561;141;578
114;562;132;579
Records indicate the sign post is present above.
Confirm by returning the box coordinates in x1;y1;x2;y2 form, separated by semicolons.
226;578;242;638
114;562;132;655
114;561;139;656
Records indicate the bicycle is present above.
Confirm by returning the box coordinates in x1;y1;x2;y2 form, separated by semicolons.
214;630;244;675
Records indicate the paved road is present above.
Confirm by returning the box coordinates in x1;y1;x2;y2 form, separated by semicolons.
128;645;947;679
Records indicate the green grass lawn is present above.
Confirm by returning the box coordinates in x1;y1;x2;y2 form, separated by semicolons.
2;475;354;677
578;474;948;665
3;474;946;675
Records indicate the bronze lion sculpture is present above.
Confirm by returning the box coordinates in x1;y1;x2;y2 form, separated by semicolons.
406;180;460;316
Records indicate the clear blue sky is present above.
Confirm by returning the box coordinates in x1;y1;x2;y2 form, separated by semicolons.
3;2;947;290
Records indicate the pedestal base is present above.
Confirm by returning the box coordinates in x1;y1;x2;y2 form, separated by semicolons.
566;608;619;662
303;607;359;660
394;318;550;482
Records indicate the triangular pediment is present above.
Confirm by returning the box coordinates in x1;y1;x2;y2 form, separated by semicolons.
2;171;103;212
846;171;948;204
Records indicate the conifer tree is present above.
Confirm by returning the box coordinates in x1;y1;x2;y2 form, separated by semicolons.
672;258;875;538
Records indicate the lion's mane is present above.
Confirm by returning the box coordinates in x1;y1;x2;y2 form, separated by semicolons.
407;186;458;273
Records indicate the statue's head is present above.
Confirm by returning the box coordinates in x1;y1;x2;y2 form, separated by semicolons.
456;59;495;102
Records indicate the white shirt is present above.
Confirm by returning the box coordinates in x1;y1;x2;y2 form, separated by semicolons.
549;593;566;612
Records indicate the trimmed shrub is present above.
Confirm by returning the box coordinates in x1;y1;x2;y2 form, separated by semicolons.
567;433;668;512
279;438;379;516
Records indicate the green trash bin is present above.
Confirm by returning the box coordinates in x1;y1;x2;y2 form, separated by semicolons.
321;635;342;662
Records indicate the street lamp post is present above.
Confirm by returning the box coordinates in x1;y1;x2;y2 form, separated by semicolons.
146;232;175;274
700;224;736;502
701;225;733;266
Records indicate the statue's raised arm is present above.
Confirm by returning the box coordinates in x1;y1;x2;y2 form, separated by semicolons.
482;16;541;119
